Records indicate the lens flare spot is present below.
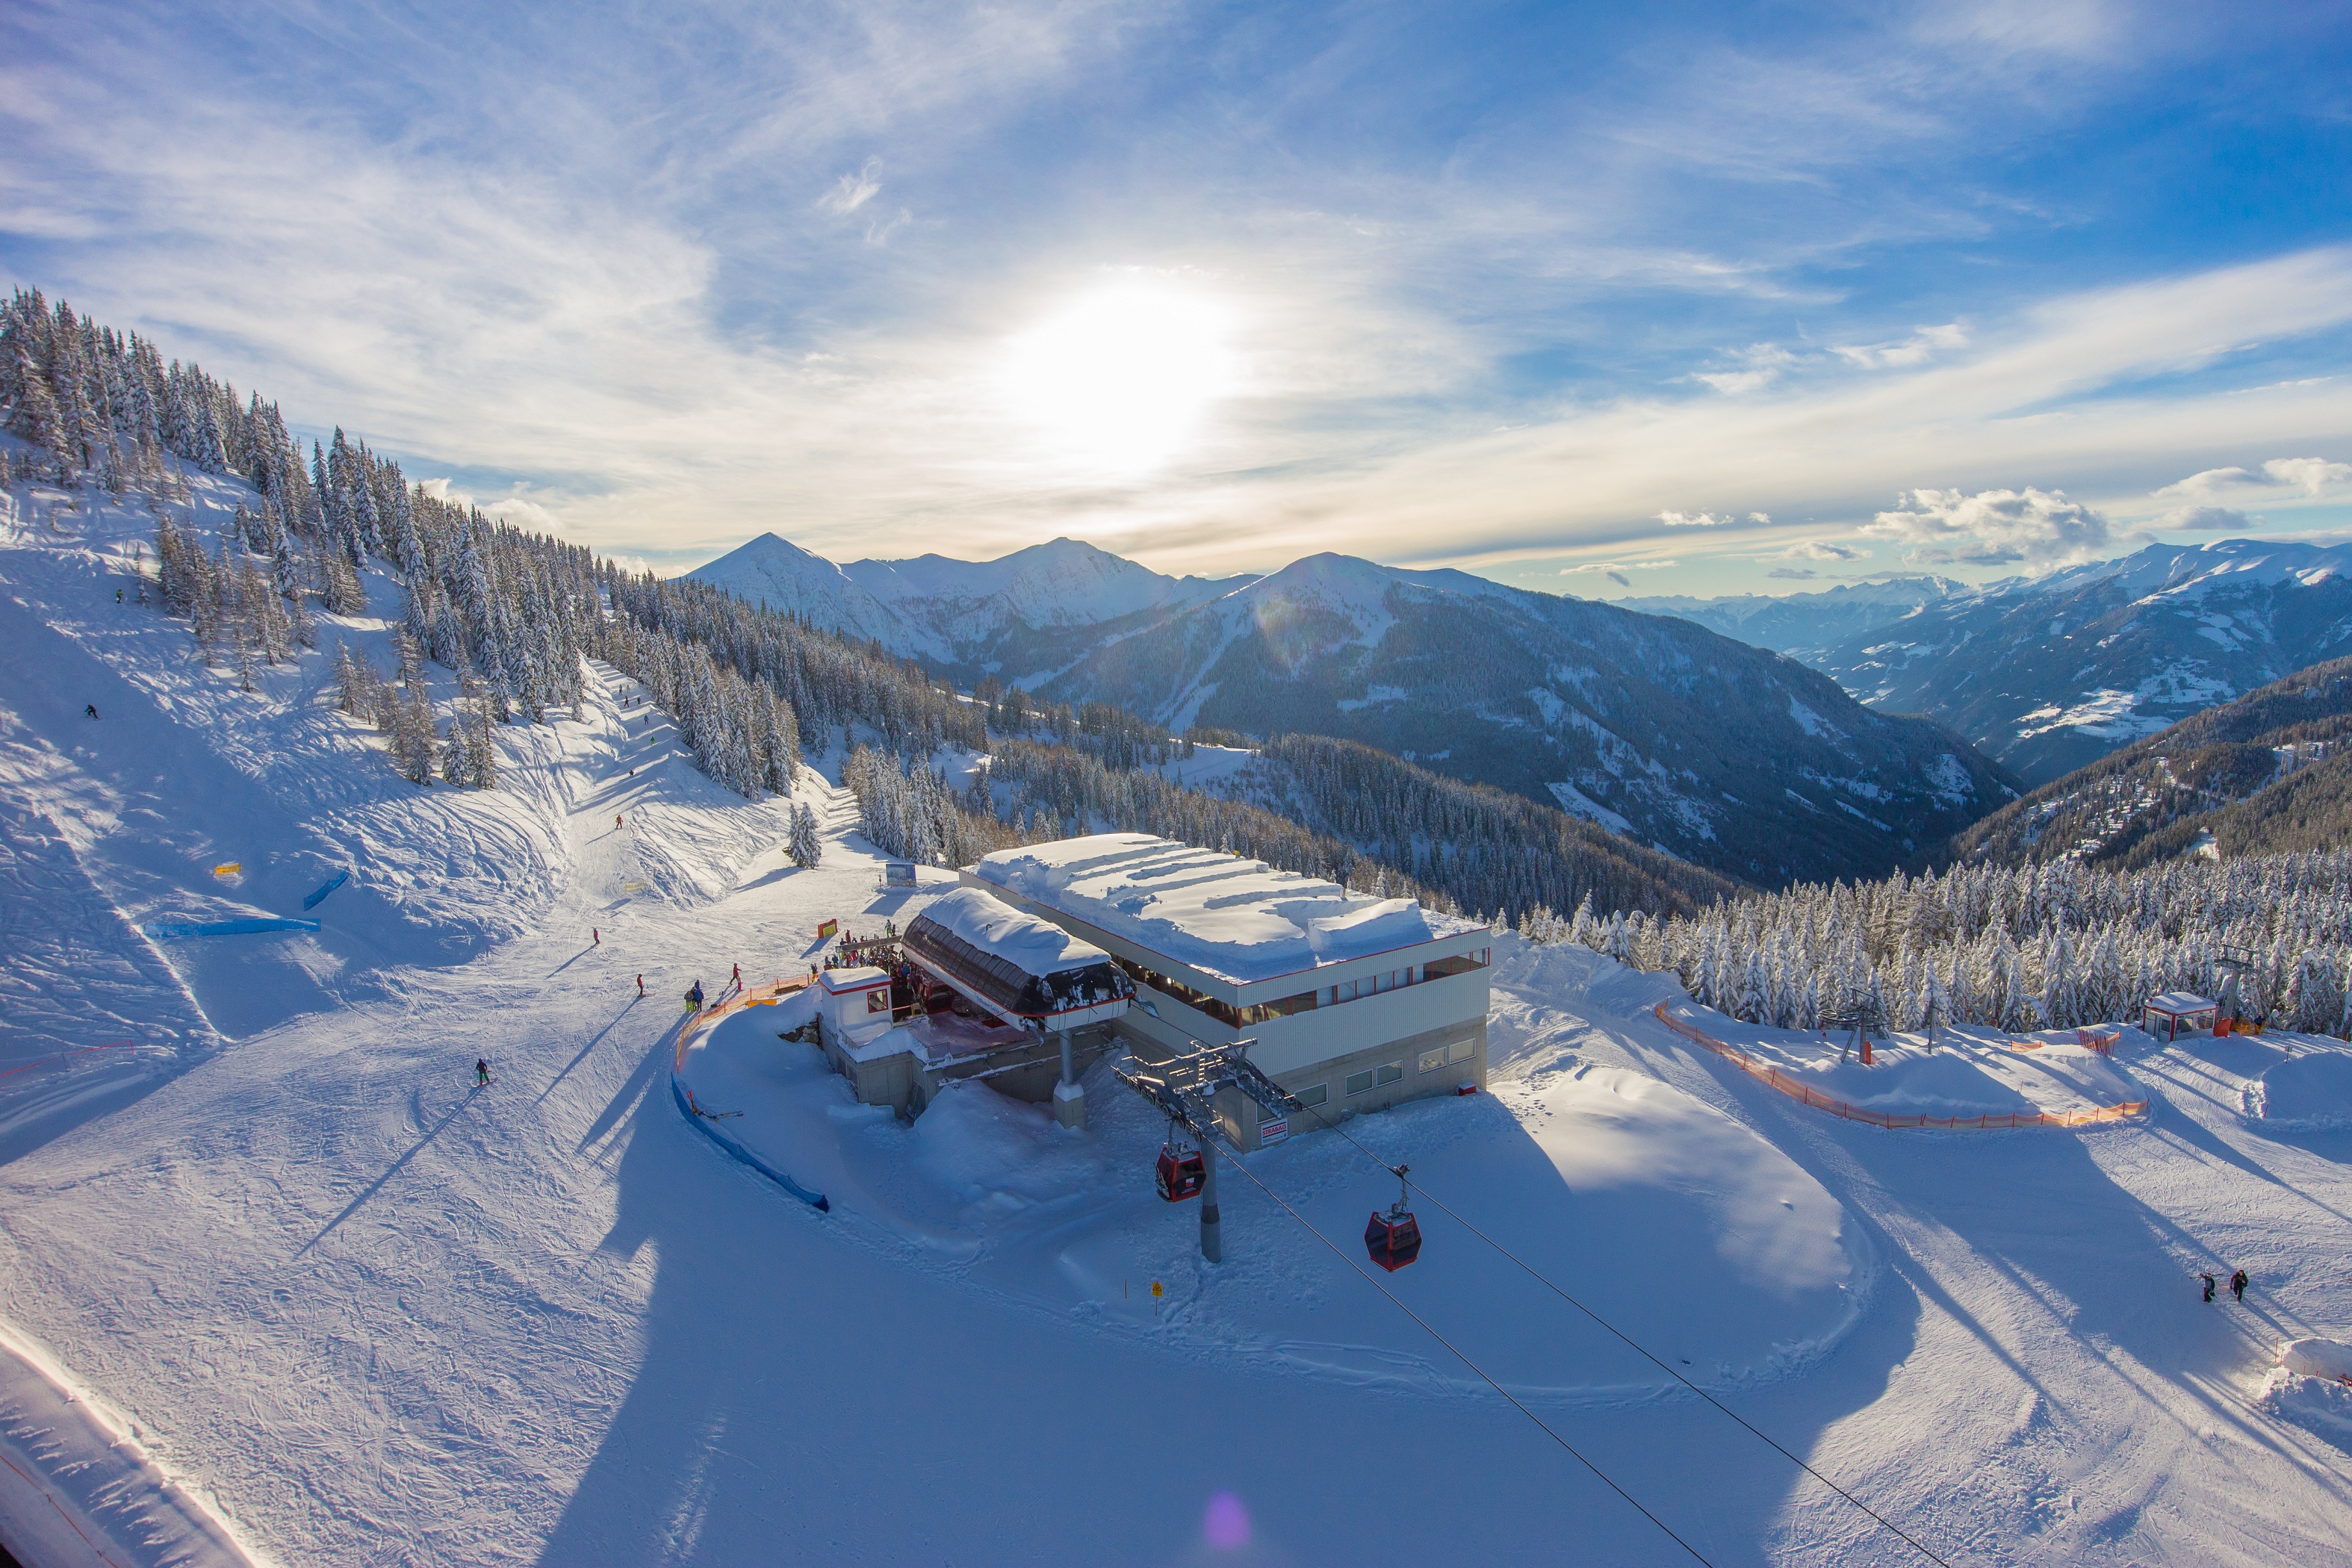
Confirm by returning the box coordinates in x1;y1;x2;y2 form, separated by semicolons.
1203;1490;1251;1551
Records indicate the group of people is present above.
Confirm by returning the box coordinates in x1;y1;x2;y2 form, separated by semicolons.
681;965;746;1013
2200;1269;2252;1304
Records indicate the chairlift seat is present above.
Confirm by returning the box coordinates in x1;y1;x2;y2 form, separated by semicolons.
1365;1207;1422;1271
1155;1144;1206;1202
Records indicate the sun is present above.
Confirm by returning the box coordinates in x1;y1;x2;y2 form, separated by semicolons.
998;277;1237;474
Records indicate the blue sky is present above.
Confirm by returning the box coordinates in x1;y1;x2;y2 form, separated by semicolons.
5;0;2349;595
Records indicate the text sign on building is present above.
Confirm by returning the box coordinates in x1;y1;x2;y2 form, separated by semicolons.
883;861;917;888
1258;1118;1288;1146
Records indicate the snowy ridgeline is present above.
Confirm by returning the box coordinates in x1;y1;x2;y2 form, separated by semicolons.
1531;851;2352;1038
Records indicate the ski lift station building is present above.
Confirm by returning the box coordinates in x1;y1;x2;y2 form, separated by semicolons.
964;833;1493;1149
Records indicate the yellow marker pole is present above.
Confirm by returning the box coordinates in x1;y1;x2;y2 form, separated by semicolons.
1151;1280;1163;1317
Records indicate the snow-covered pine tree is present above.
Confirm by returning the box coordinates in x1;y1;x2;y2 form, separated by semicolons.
789;801;822;868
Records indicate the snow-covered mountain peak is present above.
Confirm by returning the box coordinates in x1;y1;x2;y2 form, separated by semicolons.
684;533;916;649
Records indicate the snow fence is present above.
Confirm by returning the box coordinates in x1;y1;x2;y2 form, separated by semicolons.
141;917;320;940
1654;1004;2148;1129
671;978;829;1211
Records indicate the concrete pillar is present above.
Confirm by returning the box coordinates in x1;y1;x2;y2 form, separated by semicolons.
1198;1139;1222;1263
1053;1029;1086;1129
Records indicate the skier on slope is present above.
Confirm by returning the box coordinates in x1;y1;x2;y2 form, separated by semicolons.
592;927;600;946
732;963;741;991
2230;1269;2249;1302
636;974;646;997
686;980;705;1012
2201;1273;2216;1303
475;1058;491;1087
85;704;98;719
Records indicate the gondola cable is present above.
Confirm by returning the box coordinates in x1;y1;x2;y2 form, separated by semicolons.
1290;1100;1953;1568
1209;1144;1717;1567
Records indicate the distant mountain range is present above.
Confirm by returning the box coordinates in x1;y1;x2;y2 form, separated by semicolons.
690;535;2018;887
1947;656;2352;871
690;533;1250;666
1795;539;2352;787
1620;575;1972;658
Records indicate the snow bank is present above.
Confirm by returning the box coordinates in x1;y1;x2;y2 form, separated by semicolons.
0;1318;262;1568
972;833;1482;984
2281;1337;2352;1381
2259;1343;2352;1449
1495;941;2146;1124
2246;1049;2352;1127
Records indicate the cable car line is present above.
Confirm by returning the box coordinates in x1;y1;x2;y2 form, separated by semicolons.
1286;1100;1954;1568
1207;1143;1717;1567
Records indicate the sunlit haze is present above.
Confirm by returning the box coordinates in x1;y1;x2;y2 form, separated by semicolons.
999;278;1238;476
3;2;2347;594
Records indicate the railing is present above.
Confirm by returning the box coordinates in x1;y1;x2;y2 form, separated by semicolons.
1651;1004;2147;1129
670;976;830;1210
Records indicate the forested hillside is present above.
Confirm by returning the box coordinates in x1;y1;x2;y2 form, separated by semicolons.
1946;656;2352;870
1532;847;2352;1038
1036;553;2016;886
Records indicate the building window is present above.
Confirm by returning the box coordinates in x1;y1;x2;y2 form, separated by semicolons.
1376;1063;1404;1087
1345;1070;1375;1096
1425;951;1490;980
1110;955;1244;1030
1417;1046;1447;1074
1293;1083;1328;1108
1447;1037;1475;1065
1333;978;1360;1003
1237;989;1318;1026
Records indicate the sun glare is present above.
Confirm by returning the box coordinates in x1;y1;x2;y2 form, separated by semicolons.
999;279;1237;473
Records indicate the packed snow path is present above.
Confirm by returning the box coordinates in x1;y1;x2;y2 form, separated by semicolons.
2;481;2350;1565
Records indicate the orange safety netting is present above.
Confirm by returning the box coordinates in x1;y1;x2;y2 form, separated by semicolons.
675;977;811;1072
1650;1003;2147;1130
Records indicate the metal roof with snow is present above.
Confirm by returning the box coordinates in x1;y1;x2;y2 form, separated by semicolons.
902;887;1132;1028
968;833;1484;990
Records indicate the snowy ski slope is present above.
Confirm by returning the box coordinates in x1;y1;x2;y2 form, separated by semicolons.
3;472;2351;1565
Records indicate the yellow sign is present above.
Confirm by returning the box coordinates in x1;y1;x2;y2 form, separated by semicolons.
1150;1281;1163;1298
213;862;241;877
817;919;839;941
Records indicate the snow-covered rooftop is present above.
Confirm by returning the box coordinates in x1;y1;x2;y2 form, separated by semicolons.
969;833;1483;987
916;886;1112;977
2146;991;2217;1014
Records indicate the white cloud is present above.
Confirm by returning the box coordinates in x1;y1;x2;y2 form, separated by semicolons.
1863;485;2113;566
1695;343;1796;395
2154;456;2350;502
2148;455;2349;529
1559;557;1677;575
1831;321;1968;368
1782;538;1866;560
1747;511;1771;524
2261;456;2352;496
1769;566;1819;579
483;496;566;531
1659;509;1736;527
819;159;883;216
